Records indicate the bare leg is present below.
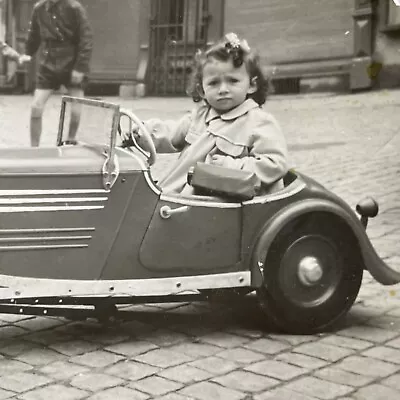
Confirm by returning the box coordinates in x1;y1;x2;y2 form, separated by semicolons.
30;89;53;147
66;87;84;141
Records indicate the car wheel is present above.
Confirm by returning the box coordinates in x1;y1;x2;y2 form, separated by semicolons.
257;212;363;334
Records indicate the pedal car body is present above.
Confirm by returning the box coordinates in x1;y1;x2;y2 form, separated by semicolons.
0;96;398;334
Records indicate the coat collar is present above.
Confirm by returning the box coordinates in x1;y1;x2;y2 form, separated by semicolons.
205;98;259;124
45;0;64;11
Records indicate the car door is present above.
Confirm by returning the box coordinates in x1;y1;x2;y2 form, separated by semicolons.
138;193;242;274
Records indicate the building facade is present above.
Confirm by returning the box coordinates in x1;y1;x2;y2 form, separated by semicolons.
1;0;399;94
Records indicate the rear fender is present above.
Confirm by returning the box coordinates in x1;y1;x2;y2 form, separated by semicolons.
251;198;400;287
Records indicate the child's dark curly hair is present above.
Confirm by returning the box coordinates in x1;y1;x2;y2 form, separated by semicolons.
187;33;269;106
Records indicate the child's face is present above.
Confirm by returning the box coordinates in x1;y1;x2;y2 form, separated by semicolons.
202;57;257;114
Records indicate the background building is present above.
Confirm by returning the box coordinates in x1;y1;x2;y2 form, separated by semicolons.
1;0;399;95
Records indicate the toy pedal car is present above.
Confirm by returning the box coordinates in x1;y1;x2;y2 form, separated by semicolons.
0;95;398;334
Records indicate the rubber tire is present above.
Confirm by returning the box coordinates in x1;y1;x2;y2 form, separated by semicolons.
257;212;363;334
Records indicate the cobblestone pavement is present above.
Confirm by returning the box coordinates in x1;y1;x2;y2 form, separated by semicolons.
0;89;399;400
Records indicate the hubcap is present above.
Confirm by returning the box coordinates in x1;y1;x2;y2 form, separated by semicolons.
298;256;324;286
278;234;342;307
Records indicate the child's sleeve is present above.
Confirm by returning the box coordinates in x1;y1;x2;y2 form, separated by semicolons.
140;112;193;153
220;113;289;186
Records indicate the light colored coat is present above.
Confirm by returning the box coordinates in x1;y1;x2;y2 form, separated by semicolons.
142;99;289;195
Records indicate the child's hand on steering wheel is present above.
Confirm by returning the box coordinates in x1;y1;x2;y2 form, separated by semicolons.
120;124;143;149
121;123;139;143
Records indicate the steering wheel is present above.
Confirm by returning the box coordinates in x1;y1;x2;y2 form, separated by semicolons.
118;108;157;166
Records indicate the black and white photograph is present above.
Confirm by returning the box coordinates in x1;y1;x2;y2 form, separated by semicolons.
0;1;399;399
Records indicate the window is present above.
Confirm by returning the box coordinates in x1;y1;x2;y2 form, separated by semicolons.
380;0;400;31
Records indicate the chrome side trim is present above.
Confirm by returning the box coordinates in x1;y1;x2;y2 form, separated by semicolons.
0;205;104;213
0;228;95;234
0;236;92;243
0;244;88;251
160;194;241;209
243;182;307;205
0;189;110;196
0;271;251;298
0;197;108;204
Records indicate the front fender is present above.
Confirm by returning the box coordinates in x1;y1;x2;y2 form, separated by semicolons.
251;198;400;287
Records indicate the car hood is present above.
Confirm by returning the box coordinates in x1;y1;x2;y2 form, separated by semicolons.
0;145;145;174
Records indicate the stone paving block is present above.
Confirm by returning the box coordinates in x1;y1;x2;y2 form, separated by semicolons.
227;326;265;339
314;367;375;388
381;372;400;391
268;334;317;346
153;394;196;400
0;340;42;357
386;299;400;313
169;324;216;338
365;315;400;330
70;350;124;368
134;348;193;368
255;387;319;400
348;302;393;325
0;326;28;341
286;376;354;399
23;330;73;345
168;342;222;358
14;317;63;332
136;329;189;347
17;384;88;400
39;360;88;380
245;359;307;381
215;347;266;364
243;338;291;354
212;370;279;393
86;386;149;400
16;347;66;366
179;381;245;400
130;376;184;396
79;330;131;346
189;356;239;375
70;372;125;391
0;315;33;324
353;384;400;400
49;339;100;356
294;342;355;362
105;340;158;357
104;360;159;381
0;389;14;400
317;335;373;351
0;371;52;393
198;331;250;348
338;325;398;343
362;346;400;364
275;353;328;370
158;364;213;384
55;321;119;341
0;359;33;376
335;355;400;377
387;336;400;350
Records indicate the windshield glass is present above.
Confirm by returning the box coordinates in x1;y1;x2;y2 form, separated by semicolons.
57;96;120;150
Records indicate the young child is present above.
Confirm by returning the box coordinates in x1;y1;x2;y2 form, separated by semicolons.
125;32;288;196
